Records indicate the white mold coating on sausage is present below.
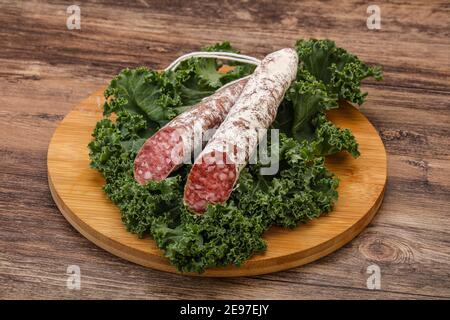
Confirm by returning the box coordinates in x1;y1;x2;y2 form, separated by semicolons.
199;48;298;170
184;48;299;212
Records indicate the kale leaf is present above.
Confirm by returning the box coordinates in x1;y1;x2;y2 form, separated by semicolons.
88;39;381;273
295;38;383;105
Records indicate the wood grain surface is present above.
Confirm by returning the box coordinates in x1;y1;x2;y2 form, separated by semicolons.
47;91;386;276
0;0;449;299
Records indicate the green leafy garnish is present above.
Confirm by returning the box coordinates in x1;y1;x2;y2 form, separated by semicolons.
88;39;382;273
296;39;383;105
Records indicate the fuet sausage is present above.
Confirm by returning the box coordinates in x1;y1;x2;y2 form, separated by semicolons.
183;48;298;213
134;78;248;184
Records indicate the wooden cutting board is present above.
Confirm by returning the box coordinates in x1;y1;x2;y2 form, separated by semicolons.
47;88;387;277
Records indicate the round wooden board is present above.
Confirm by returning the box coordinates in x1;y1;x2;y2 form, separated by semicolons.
47;88;387;277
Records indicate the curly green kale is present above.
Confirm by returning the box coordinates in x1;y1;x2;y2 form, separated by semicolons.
88;39;382;273
295;38;383;105
312;113;360;158
275;39;382;155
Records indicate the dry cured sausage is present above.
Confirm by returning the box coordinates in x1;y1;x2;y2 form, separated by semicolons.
184;48;298;213
134;78;248;184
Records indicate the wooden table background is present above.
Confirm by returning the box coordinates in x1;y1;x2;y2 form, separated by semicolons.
0;0;449;299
